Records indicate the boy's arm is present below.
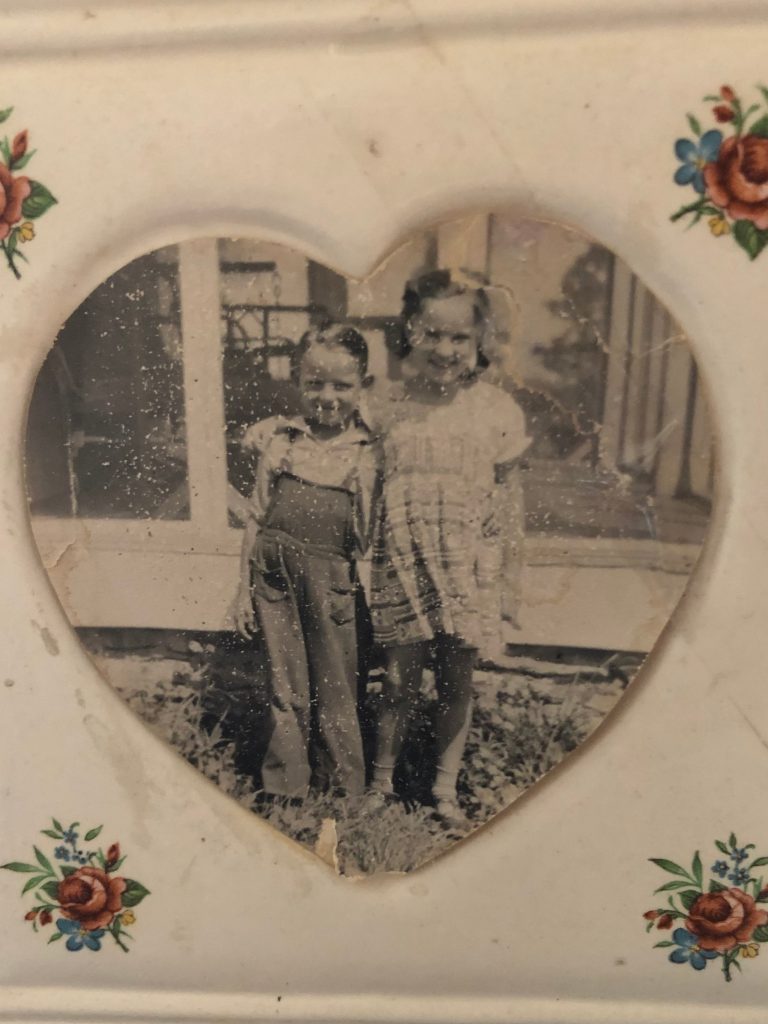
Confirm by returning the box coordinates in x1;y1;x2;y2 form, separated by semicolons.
233;435;275;635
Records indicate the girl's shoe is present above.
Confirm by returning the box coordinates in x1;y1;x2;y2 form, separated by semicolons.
432;794;467;825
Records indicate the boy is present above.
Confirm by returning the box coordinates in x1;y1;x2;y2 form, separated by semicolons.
233;325;379;799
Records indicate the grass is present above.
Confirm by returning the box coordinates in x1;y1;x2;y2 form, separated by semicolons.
104;641;631;876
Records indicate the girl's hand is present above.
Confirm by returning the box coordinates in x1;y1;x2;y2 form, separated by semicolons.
233;585;257;638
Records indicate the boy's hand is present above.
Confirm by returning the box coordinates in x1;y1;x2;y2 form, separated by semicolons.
233;585;257;638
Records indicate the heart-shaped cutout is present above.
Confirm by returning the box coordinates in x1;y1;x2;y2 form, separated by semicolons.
25;215;712;875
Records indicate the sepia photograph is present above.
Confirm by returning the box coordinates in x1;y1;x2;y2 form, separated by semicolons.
25;214;713;875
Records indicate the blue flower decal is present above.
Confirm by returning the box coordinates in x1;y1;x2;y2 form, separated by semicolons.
731;847;750;864
674;131;723;193
56;918;105;952
729;867;751;886
53;845;70;862
668;928;719;971
711;860;729;878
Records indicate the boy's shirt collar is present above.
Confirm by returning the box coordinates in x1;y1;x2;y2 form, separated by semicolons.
275;411;373;444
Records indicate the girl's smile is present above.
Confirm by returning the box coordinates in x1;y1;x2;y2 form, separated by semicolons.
408;293;480;387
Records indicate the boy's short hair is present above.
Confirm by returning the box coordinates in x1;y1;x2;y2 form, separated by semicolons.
292;324;369;381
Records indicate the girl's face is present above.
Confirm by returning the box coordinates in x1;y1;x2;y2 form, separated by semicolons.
298;343;363;430
407;293;481;387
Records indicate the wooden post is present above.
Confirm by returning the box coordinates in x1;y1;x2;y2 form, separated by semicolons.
178;238;230;540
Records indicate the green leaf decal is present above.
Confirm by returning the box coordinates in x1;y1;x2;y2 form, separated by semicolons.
10;148;36;171
654;880;690;893
687;113;702;136
749;856;768;868
654;940;675;948
60;864;77;877
41;880;60;900
47;932;63;944
0;107;13;124
1;861;44;873
84;825;103;842
33;846;54;874
21;875;48;895
40;830;60;840
679;889;700;911
748;114;768;138
733;220;768;260
709;879;728;893
754;924;768;943
649;858;692;879
21;180;57;220
729;833;738;849
716;840;730;855
51;819;63;832
120;879;150;908
692;851;703;887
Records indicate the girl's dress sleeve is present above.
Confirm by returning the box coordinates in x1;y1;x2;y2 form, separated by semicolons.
351;439;383;555
489;388;531;467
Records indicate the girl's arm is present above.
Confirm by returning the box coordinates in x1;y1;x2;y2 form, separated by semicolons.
498;465;525;626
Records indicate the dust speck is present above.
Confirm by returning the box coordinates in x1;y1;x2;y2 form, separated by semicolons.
3;678;14;687
31;621;60;656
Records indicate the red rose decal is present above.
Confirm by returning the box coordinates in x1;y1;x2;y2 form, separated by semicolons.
57;866;127;931
685;888;768;953
712;104;735;123
0;163;31;240
704;134;768;229
11;129;27;163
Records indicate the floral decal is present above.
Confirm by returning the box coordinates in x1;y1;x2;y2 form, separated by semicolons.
0;104;57;280
645;833;768;982
2;819;149;953
672;85;768;259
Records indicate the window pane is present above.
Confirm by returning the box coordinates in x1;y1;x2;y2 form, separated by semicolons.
25;246;190;519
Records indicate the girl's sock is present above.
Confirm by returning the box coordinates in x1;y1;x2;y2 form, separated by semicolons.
370;761;395;795
432;765;459;803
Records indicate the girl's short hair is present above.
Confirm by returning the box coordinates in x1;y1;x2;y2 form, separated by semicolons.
395;268;491;370
291;324;369;381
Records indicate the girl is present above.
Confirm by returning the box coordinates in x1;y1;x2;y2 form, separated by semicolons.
369;270;529;818
233;326;379;800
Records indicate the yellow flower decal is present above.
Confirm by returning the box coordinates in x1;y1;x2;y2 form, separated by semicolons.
121;910;136;926
740;943;760;959
708;216;730;237
18;221;34;242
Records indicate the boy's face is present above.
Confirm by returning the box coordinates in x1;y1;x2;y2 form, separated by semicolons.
298;343;363;430
408;293;481;386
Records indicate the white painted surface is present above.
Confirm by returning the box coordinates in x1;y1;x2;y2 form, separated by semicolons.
0;4;764;1023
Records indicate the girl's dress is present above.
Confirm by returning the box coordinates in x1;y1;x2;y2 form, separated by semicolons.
370;380;529;654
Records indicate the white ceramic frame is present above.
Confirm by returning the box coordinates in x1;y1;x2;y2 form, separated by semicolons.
2;3;767;1023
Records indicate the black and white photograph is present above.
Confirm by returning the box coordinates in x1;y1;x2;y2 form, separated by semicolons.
25;214;713;875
